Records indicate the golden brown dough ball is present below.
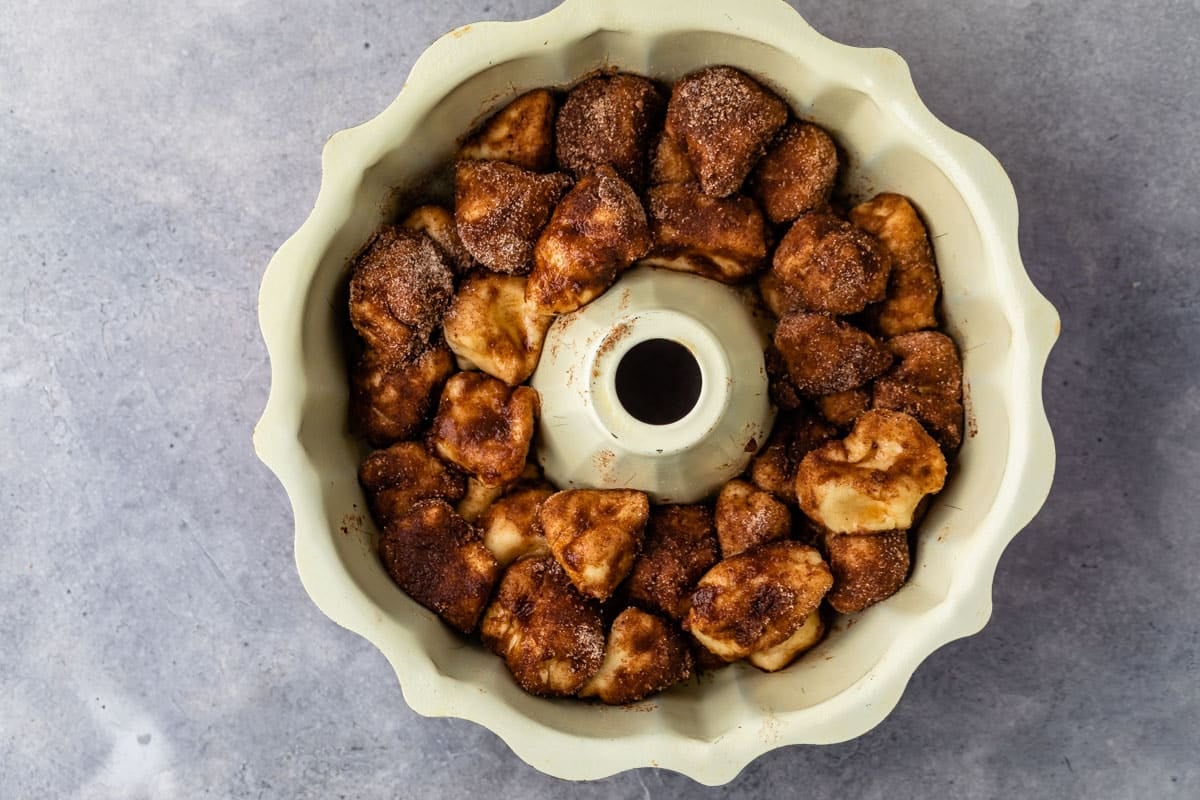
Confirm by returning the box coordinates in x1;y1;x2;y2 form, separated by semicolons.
815;388;871;428
527;166;651;315
480;555;605;696
665;66;788;198
454;160;571;275
429;372;540;488
624;504;720;620
442;271;552;386
796;409;946;534
348;227;455;364
824;530;910;613
555;73;665;188
378;499;499;634
752;121;838;224
746;609;824;672
849;193;941;336
358;441;466;528
643;182;769;284
401;204;474;275
539;489;650;601
769;212;891;316
749;410;838;504
479;484;555;567
683;541;833;662
349;342;455;447
458;89;557;172
872;331;964;453
579;608;694;704
714;479;791;558
773;312;892;396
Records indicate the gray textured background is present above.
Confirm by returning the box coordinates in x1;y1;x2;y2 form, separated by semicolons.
3;0;1197;797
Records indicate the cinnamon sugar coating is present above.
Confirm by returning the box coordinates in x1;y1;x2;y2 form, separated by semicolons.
770;212;891;316
379;499;499;634
665;66;788;198
555;74;665;188
624;504;719;620
683;542;832;661
873;331;964;453
752;121;838;223
540;489;650;601
527;166;651;314
715;479;791;558
579;607;694;704
749;410;838;504
350;341;455;447
480;556;606;696
643;182;769;283
348;226;455;364
825;530;910;613
429;372;540;487
773;312;892;396
358;441;466;528
454;160;571;275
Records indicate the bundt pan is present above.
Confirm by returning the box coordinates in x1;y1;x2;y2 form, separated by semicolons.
254;0;1059;784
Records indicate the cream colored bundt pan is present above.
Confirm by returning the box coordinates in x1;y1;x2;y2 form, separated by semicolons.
254;0;1059;784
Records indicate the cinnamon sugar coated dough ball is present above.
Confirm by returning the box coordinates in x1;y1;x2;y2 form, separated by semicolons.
539;489;650;601
665;66;788;197
753;121;839;224
849;193;941;336
443;272;552;386
796;409;947;534
770;212;892;316
683;541;833;662
624;504;720;620
527;166;651;315
454;160;571;275
715;479;791;558
350;342;455;447
458;89;557;172
480;556;605;697
650;130;696;185
747;609;825;672
401;205;474;275
579;608;694;704
479;484;554;567
816;388;870;428
825;530;910;613
555;73;665;188
643;182;769;284
378;499;499;634
774;312;893;396
750;410;837;504
873;331;965;453
429;371;540;487
763;344;804;411
348;227;455;364
358;441;466;528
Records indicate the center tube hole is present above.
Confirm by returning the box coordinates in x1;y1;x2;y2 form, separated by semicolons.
615;338;703;426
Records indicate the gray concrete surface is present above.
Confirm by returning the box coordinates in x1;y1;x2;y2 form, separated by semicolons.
2;0;1197;797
